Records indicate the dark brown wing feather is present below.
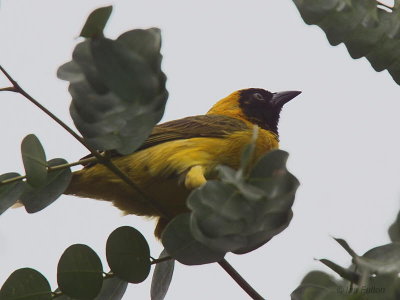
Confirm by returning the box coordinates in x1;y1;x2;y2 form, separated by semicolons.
138;115;248;150
82;115;248;167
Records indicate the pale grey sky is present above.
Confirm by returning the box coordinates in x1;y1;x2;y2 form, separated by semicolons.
0;0;399;299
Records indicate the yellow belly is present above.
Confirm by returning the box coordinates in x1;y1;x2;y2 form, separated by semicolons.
66;127;278;219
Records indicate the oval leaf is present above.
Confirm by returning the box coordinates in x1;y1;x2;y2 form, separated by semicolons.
389;211;400;242
57;244;103;299
80;6;113;38
150;249;175;300
59;27;168;155
162;213;226;265
117;28;161;71
56;277;128;300
0;172;26;214
57;61;85;83
90;38;159;104
356;243;400;274
21;158;72;213
95;277;128;300
291;270;339;300
0;268;51;300
318;259;359;283
21;134;47;187
106;226;151;283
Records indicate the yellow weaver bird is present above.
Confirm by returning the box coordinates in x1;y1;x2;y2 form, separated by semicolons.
65;88;301;237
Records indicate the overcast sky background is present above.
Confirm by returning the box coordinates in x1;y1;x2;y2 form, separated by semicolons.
0;0;399;299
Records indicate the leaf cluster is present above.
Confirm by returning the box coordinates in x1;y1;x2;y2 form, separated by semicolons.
0;226;173;300
0;134;71;214
58;6;168;155
162;131;300;265
293;0;400;85
291;213;400;300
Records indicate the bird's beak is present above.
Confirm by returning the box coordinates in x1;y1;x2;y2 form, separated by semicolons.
271;90;302;107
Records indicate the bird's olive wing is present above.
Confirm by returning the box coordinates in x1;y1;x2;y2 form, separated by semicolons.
81;115;249;167
139;115;248;150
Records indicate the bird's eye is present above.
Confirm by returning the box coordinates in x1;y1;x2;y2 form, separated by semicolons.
253;93;264;101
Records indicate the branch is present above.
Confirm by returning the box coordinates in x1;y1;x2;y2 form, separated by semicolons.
151;255;173;265
0;65;171;219
101;256;173;281
218;259;265;300
0;86;16;92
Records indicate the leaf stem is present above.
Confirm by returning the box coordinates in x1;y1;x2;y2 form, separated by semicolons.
151;255;173;265
0;65;171;219
218;259;265;300
0;156;99;186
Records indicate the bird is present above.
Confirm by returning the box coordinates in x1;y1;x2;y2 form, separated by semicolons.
64;88;301;238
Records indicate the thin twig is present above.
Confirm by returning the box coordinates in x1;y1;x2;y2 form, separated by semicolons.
0;86;16;92
0;156;99;186
151;255;173;265
102;255;173;280
0;65;87;146
0;65;171;219
218;259;265;300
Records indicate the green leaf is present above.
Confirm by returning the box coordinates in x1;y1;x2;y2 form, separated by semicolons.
21;158;72;213
250;149;289;178
106;226;151;283
21;134;47;187
333;237;358;258
80;6;113;38
318;259;359;283
187;150;298;254
150;249;174;300
301;270;339;288
388;211;400;242
162;213;226;265
291;286;333;300
356;243;400;274
55;277;128;300
90;38;159;104
59;28;168;155
71;41;108;94
293;0;400;86
57;244;103;299
117;28;162;72
57;61;85;83
232;211;293;254
361;274;400;300
187;181;240;221
0;268;52;300
291;270;340;300
0;173;26;214
95;277;128;300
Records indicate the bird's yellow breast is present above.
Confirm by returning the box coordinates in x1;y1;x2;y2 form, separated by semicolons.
68;127;278;219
